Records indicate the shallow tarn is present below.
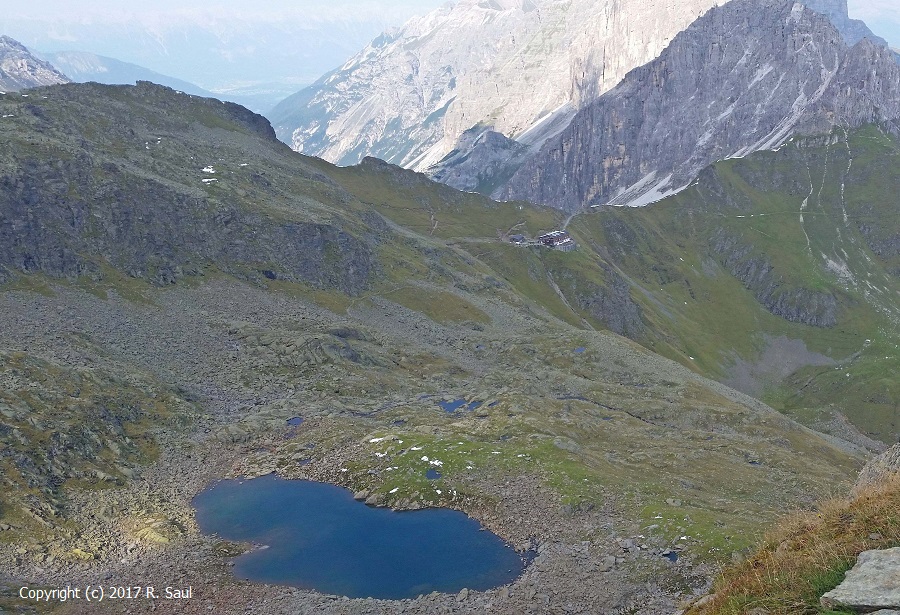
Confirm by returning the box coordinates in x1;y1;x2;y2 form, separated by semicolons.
193;474;527;599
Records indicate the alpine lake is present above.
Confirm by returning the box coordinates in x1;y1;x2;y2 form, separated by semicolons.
193;474;528;599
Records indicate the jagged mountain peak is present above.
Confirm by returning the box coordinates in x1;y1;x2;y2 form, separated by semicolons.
497;0;900;210
0;35;69;92
800;0;891;46
269;0;726;172
0;35;27;52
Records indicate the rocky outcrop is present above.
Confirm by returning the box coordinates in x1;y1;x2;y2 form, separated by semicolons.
0;82;375;294
854;444;900;495
0;36;68;92
0;351;184;527
0;151;374;293
712;230;838;327
270;0;725;171
575;270;644;338
427;127;530;194
821;548;900;612
499;0;900;210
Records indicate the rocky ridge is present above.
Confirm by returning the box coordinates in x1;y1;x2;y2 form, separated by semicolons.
803;0;895;47
0;35;68;92
711;229;838;326
270;0;724;171
428;0;900;198
498;0;900;210
0;82;376;293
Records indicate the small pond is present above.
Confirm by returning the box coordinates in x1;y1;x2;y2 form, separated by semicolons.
438;398;483;413
193;475;525;599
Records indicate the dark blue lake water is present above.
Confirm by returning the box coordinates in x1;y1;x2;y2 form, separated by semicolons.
193;475;525;599
438;399;483;413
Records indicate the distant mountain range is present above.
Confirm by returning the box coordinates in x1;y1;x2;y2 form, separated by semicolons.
498;0;900;210
0;35;68;92
42;51;216;98
272;0;900;212
0;8;429;104
39;51;293;114
269;0;726;171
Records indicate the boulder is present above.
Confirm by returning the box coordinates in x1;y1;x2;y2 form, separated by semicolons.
821;548;900;611
854;444;900;496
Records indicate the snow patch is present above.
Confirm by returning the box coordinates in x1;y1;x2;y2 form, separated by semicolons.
823;253;855;286
609;173;686;208
515;100;578;149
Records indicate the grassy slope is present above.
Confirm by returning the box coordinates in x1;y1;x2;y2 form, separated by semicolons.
688;474;900;615
328;125;900;444
555;128;900;444
247;115;900;491
0;84;891;581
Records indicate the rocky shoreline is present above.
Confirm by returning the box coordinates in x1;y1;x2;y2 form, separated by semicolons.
2;416;711;615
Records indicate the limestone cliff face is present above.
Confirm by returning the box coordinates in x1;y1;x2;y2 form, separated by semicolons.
269;0;723;171
0;36;69;92
498;0;900;211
